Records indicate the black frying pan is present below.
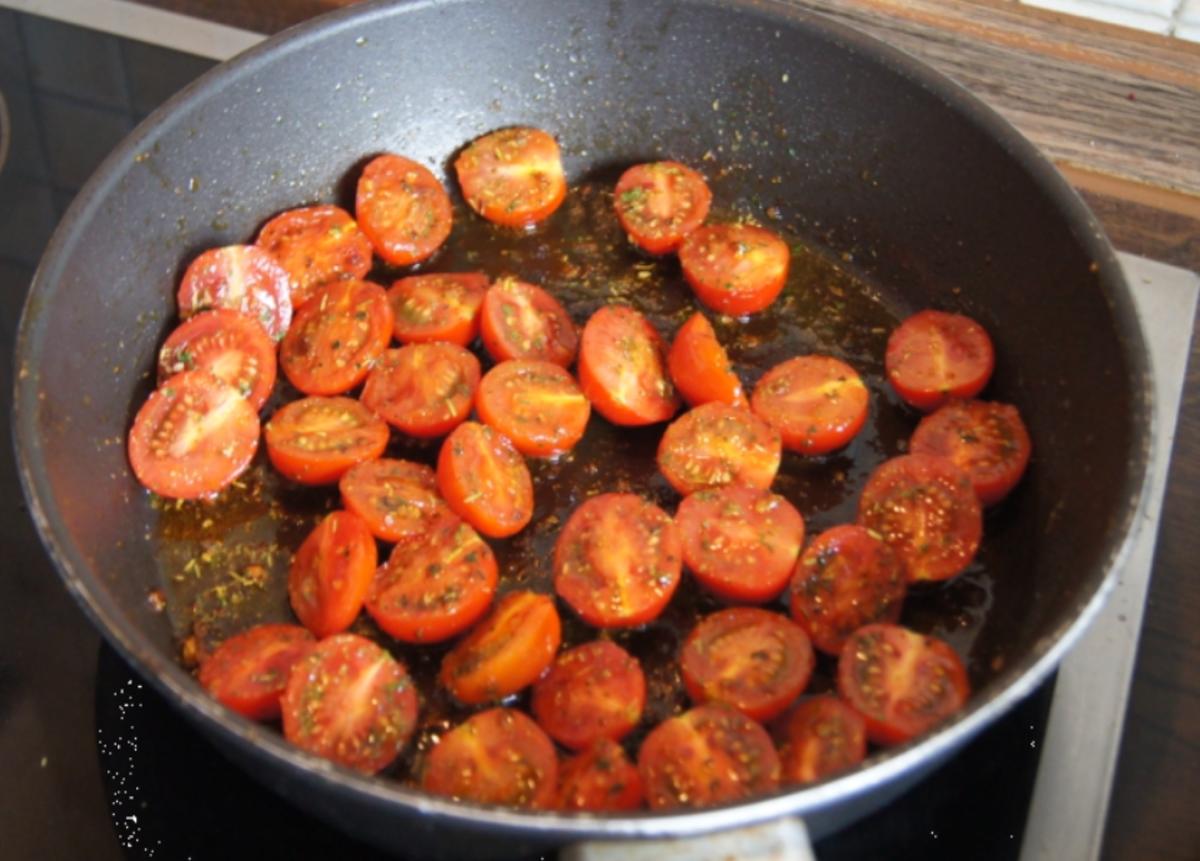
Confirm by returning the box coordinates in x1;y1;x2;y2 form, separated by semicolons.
12;1;1152;858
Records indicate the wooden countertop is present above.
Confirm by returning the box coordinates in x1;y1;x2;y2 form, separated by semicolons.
129;1;1200;858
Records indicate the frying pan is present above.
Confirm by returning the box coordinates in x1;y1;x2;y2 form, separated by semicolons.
12;0;1153;858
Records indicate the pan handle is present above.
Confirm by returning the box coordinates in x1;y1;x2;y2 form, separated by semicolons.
560;816;816;861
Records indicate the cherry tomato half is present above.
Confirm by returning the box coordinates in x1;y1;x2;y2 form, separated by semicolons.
437;421;533;538
455;127;567;228
837;623;970;746
531;640;646;751
198;623;314;721
578;304;679;426
281;633;418;774
750;355;869;455
910;399;1032;505
264;396;389;485
657;402;782;495
157;308;277;411
557;740;644;812
479;277;578;367
613;161;711;254
339;458;451;543
355;154;453;266
885;309;995;411
777;695;867;785
676;484;805;603
790;524;906;655
388;272;488;346
553;493;682;629
255;204;373;308
678;223;790;316
360;342;480;438
128;371;260;499
857;454;983;583
667;311;747;409
177;244;293;340
475;359;590;458
287;510;377;638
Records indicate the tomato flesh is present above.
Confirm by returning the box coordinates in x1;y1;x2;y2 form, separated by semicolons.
388;272;488;346
479;277;578;367
678;223;790;316
360;342;480;438
667;311;747;408
287;510;377;638
198;623;315;721
613;161;711;254
531;640;646;751
777;696;868;785
578;304;679;426
157;308;277;411
657;402;781;495
255;204;373;308
177;244;293;340
475;359;590;458
437;421;533;538
264;396;389;485
557;740;644;812
454;127;567;228
339;458;451;543
751;355;869;455
910;399;1032;505
356;153;453;266
886;310;995;411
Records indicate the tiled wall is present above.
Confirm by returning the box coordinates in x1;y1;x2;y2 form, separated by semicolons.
1021;0;1200;39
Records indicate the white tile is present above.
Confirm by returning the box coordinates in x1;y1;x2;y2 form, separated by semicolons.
1173;20;1200;39
1177;0;1200;24
1021;0;1172;33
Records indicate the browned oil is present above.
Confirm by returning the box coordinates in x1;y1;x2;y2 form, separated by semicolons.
153;173;996;785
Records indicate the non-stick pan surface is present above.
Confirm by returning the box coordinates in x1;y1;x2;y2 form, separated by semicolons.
13;0;1152;858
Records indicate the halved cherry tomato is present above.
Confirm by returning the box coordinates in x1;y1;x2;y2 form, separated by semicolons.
388;272;488;346
279;279;393;396
264;396;388;485
280;633;418;774
613;161;712;254
857;454;983;582
479;277;578;367
777;695;867;785
553;493;682;629
751;355;869;455
454;127;567;228
790;524;906;655
475;359;590;458
667;311;746;408
440;590;561;705
656;402;781;495
678;223;790;316
198;623;314;721
530;640;646;751
157;308;277;411
680;607;814;722
355;153;452;266
360;342;480;438
578;304;679;426
177;244;293;340
557;739;644;812
255;204;373;307
675;485;804;603
366;515;498;644
287;510;377;638
910;399;1032;505
128;370;260;499
837;623;970;746
638;704;780;810
437;421;533;538
339;458;451;543
422;708;558;809
885;309;995;411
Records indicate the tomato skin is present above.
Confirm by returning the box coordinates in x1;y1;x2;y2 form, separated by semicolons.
360;342;480;438
578;304;679;426
657;402;782;495
264;396;389;485
255;204;373;308
777;696;868;785
388;272;488;346
479;277;578;367
885;310;995;411
667;311;747;409
613;161;712;254
198;624;315;721
857;454;983;583
280;633;418;774
177;244;293;340
287;511;377;638
339;458;451;543
455;127;567;228
557;740;644;812
366;515;498;644
355;154;453;266
157;309;277;411
837;623;970;746
678;223;790;316
790;524;906;655
675;484;805;603
440;591;562;705
751;355;870;455
638;704;780;810
530;640;646;751
437;421;533;538
475;359;590;458
422;708;559;809
279;279;394;396
128;371;260;500
910;399;1032;505
553;493;683;629
680;607;814;722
